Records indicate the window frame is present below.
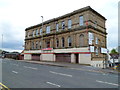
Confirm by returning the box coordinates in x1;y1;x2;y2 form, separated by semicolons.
62;21;65;30
40;28;42;35
68;36;72;47
68;19;72;29
56;23;59;31
46;26;50;34
79;15;84;26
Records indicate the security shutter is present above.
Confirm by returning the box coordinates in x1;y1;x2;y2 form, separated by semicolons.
56;53;71;63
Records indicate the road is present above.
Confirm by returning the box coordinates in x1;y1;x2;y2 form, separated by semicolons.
1;58;119;88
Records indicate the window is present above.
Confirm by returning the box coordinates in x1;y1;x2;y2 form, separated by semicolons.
68;19;72;29
33;31;35;37
36;29;38;36
95;47;98;55
46;26;50;34
27;32;29;38
96;37;98;44
61;37;65;47
40;28;42;35
68;36;72;47
40;41;42;49
31;42;34;49
46;41;50;48
36;41;38;49
56;23;59;31
79;34;84;46
62;21;65;30
94;21;97;28
56;38;59;48
79;16;84;26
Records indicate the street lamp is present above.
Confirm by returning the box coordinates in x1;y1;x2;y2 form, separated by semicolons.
41;16;43;49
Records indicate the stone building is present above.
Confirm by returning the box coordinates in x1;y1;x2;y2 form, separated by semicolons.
24;6;107;68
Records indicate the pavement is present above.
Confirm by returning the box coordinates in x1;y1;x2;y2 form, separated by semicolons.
17;59;119;75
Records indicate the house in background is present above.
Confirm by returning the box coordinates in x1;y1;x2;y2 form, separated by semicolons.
24;6;107;68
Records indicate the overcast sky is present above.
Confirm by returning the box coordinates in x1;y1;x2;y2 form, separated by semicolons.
0;0;118;52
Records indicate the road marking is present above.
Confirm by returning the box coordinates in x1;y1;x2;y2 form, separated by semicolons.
13;64;19;66
24;66;38;70
46;82;61;87
49;71;72;77
12;71;18;74
0;82;10;90
96;80;119;86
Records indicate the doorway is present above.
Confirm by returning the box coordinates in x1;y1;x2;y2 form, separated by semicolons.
75;54;79;63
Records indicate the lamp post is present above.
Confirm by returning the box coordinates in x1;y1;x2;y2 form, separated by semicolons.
41;16;43;49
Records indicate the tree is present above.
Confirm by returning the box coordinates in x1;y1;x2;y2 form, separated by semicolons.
110;49;118;54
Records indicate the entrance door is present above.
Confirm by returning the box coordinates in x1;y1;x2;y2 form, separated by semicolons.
75;54;79;63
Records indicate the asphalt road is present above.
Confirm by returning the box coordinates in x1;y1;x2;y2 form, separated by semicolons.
1;58;119;88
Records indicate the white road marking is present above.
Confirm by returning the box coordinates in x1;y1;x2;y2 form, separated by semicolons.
24;66;38;70
46;82;61;87
96;80;119;86
49;71;72;77
12;71;18;74
13;64;19;66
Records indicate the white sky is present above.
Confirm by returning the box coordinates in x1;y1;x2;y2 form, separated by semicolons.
0;0;119;52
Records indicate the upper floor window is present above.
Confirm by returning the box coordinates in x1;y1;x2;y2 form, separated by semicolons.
32;31;35;37
62;21;65;30
61;37;65;47
95;47;98;55
40;41;42;49
40;28;42;35
36;29;38;36
27;32;29;38
68;36;72;47
79;34;84;47
94;21;97;28
95;37;98;44
36;41;38;49
79;16;84;26
56;38;59;48
68;19;72;29
56;23;59;31
46;26;50;34
31;42;34;49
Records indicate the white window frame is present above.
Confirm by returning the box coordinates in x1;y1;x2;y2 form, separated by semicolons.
56;23;59;31
62;21;65;30
33;31;35;37
68;19;72;29
40;28;42;35
79;16;84;26
36;29;38;36
46;26;50;34
96;37;98;44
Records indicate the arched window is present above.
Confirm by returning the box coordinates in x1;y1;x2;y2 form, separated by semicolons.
56;38;59;48
31;42;34;49
36;41;38;49
61;37;65;47
79;34;84;47
40;41;42;49
68;36;72;47
32;31;35;37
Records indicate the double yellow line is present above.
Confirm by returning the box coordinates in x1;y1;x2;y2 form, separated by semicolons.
0;82;10;90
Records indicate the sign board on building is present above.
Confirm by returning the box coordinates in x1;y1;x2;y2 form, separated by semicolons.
90;46;95;52
101;48;107;53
